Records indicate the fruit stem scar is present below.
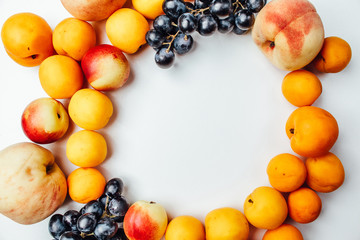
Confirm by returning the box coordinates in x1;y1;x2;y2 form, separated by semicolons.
31;54;37;59
248;199;253;204
46;164;53;174
270;41;275;49
57;113;61;119
289;128;294;134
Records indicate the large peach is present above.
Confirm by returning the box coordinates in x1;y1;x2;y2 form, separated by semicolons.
286;106;339;157
252;0;324;71
60;0;127;21
1;13;54;67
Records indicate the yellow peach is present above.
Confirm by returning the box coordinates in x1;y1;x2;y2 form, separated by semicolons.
132;0;165;19
165;215;205;240
1;13;54;67
53;18;96;61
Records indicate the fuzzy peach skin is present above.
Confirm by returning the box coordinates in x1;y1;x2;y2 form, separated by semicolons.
60;0;127;21
81;44;130;91
124;200;168;240
0;142;67;224
252;0;324;71
21;98;69;144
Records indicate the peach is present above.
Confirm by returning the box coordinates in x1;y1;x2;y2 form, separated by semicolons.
165;215;205;240
244;186;288;229
60;0;127;21
132;0;165;19
263;224;304;240
39;55;84;99
252;0;324;71
81;44;130;91
306;152;345;193
312;36;352;73
53;18;96;61
286;106;339;157
1;13;54;67
21;98;69;144
106;8;150;54
288;187;322;224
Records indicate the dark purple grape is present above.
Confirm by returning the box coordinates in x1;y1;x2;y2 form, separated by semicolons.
94;217;119;240
83;236;97;240
232;23;248;35
217;14;235;33
63;210;80;232
49;214;68;239
109;228;128;240
107;196;129;219
234;9;255;30
146;29;166;49
59;231;82;240
81;200;104;219
210;0;232;18
197;15;217;36
163;0;187;21
77;213;97;234
178;13;197;34
173;33;193;55
98;194;109;207
185;2;195;11
246;0;265;13
195;0;212;9
153;15;176;34
155;47;175;68
105;178;124;198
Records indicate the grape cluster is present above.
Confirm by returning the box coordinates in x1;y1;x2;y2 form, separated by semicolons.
48;178;128;240
146;0;267;68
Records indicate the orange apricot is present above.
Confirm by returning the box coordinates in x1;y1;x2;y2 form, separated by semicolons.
267;153;307;192
263;224;304;240
285;106;339;157
288;187;322;224
312;36;352;73
306;152;345;193
282;70;322;107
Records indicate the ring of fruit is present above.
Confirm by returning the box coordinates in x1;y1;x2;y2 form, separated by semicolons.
0;0;353;239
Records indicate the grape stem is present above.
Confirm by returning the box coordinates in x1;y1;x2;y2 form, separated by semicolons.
163;30;180;53
232;0;245;12
190;7;210;16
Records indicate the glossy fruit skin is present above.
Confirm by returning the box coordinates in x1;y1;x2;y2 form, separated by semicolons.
178;13;198;34
107;196;129;220
246;0;265;13
81;200;105;219
49;214;68;239
146;29;166;49
155;47;175;68
63;210;80;232
59;231;82;240
217;14;235;33
234;9;255;30
173;33;193;55
105;178;124;198
163;0;187;20
94;217;119;240
153;15;176;34
77;213;98;234
195;0;212;9
197;15;218;36
210;0;233;18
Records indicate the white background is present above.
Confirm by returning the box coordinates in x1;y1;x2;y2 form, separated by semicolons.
0;0;359;239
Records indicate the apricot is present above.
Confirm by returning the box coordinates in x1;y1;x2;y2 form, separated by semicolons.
267;153;307;192
1;13;53;67
39;55;84;99
53;18;96;61
165;215;205;240
286;106;339;157
312;36;352;73
306;152;345;193
67;167;106;203
288;187;322;224
106;8;150;54
244;186;288;229
263;224;304;240
205;207;249;240
68;89;113;130
132;0;164;19
282;70;322;107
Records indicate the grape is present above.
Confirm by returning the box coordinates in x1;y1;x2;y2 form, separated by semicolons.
153;15;176;34
163;0;187;21
77;213;97;234
232;23;248;35
98;194;109;207
81;200;104;219
234;9;255;30
94;217;119;240
107;196;129;220
217;14;235;33
109;228;128;240
185;2;195;11
63;210;80;232
105;178;124;199
173;33;193;55
59;231;82;240
49;214;68;239
178;13;198;34
195;0;212;9
146;29;166;49
155;47;175;68
83;236;97;240
246;0;265;13
210;0;232;18
197;15;217;36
